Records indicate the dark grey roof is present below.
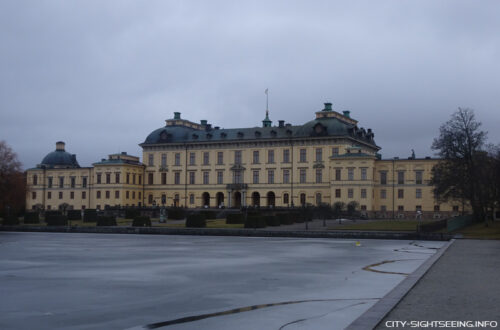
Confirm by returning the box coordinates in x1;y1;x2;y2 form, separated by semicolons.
93;159;143;166
39;150;80;168
141;116;377;147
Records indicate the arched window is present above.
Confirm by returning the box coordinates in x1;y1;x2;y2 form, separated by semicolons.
283;193;289;205
316;193;322;205
300;193;306;206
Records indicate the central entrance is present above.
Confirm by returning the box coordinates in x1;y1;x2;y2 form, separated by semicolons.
233;191;242;208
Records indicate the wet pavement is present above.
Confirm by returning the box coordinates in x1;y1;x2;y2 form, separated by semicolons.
0;232;444;330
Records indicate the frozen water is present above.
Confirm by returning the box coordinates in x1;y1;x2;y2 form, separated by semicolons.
0;233;444;330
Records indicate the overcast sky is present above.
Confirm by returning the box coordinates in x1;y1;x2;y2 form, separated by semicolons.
1;1;499;169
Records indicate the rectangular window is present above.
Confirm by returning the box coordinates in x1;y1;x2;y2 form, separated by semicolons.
381;189;387;199
126;173;130;184
335;168;341;181
217;152;223;164
138;175;141;185
59;177;64;188
189;194;195;204
335;189;341;198
283;149;290;163
300;169;306;183
189;172;195;184
268;150;274;163
148;194;153;204
348;168;354;181
132;174;136;184
416;205;422;211
416;171;423;184
203;152;209;165
253;150;259;164
398;189;404;199
299;149;306;162
161;154;167;167
106;173;111;184
315;148;322;162
361;189;367;199
33;175;38;186
126;191;129;199
47;191;52;199
268;170;274;184
398;205;404;211
96;174;102;184
453;205;460;212
203;171;209;184
175;153;181;166
82;191;86;199
398;171;405;184
348;189;353;198
283;193;289;204
148;154;154;166
132;191;135;199
70;191;74;199
174;172;181;185
234;150;242;164
59;191;63;199
361;205;367;211
115;173;120;184
381;205;387;212
416;188;422;199
189;152;196;165
332;147;339;156
253;171;259;184
160;173;166;185
32;191;36;200
380;171;387;185
361;168;367;180
105;191;110;199
148;173;153;185
217;171;223;184
82;177;87;188
115;191;119;198
283;169;290;184
70;177;75;188
48;177;53;188
315;169;322;183
233;171;242;184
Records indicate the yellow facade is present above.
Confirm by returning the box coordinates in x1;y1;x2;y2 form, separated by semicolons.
26;103;462;218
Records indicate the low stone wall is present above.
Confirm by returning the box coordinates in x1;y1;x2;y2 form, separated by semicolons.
0;226;452;241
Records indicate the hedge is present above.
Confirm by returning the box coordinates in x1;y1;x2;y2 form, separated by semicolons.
168;208;186;220
244;215;267;228
46;215;68;226
277;213;294;225
83;209;98;222
226;213;245;224
264;215;280;226
24;212;40;224
132;216;151;227
200;210;218;220
67;210;82;220
125;209;141;219
97;216;117;226
186;214;207;228
2;216;20;226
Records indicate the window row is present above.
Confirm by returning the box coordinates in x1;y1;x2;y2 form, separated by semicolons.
379;170;424;185
146;147;342;167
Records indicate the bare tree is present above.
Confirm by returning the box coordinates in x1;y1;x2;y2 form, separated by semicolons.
0;141;25;216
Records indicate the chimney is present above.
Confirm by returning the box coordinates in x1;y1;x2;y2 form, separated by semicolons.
174;112;181;120
214;126;220;130
343;110;351;118
200;120;207;126
56;141;65;151
323;103;332;111
278;120;285;128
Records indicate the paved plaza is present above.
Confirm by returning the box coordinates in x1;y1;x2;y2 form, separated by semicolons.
0;232;444;330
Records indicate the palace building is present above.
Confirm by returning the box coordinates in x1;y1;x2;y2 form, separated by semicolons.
26;102;461;218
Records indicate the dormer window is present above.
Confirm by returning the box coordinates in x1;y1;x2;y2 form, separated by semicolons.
221;132;227;138
237;132;244;138
255;131;261;138
160;131;168;141
206;133;213;139
192;134;198;140
270;130;277;137
286;129;292;136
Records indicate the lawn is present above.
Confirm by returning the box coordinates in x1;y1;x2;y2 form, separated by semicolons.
455;221;500;239
328;220;435;231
